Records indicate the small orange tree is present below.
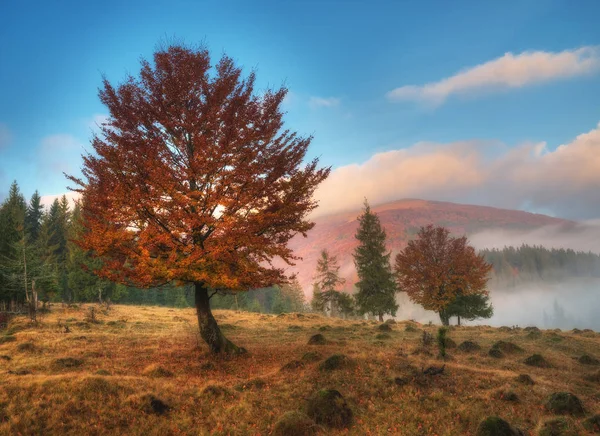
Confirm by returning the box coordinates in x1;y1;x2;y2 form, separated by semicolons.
68;44;330;353
394;225;492;325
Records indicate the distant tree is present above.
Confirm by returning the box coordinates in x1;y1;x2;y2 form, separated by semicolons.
67;44;329;353
0;181;27;303
312;249;345;316
25;191;44;242
353;200;398;322
394;225;492;326
335;292;356;319
279;277;306;312
444;293;493;326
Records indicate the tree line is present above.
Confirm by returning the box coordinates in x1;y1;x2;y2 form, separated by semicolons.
0;181;307;314
481;245;600;288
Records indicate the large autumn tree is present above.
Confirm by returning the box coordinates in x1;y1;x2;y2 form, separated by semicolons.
67;44;330;354
394;225;492;326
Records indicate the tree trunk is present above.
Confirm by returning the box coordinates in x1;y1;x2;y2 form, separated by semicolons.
457;315;461;326
378;312;383;322
195;282;245;354
439;310;450;326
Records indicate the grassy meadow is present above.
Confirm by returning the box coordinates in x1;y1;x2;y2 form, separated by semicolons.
0;304;599;435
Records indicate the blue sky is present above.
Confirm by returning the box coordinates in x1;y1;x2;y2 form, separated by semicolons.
1;0;600;218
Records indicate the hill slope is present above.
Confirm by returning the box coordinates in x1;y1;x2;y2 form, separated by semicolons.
287;199;571;294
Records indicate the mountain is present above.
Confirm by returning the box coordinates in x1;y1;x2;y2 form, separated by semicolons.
285;199;572;296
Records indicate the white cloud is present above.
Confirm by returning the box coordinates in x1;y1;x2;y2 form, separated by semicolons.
308;96;340;109
313;122;600;219
40;191;81;210
35;134;84;182
387;46;600;106
88;114;109;134
0;123;11;149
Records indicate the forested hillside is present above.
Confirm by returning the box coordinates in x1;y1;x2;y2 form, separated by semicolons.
482;245;600;289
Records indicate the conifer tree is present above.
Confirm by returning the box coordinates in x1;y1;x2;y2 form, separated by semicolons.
312;249;346;316
353;200;397;322
25;191;44;242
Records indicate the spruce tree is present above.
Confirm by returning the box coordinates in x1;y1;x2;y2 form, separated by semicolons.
312;249;346;316
353;200;398;322
25;191;44;242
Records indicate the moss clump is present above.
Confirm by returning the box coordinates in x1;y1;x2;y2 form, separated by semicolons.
307;334;326;345
544;392;585;415
0;335;16;344
288;325;303;331
584;370;600;383
578;354;600;365
405;324;418;332
476;416;523;436
95;369;111;376
273;410;318;436
318;354;352;371
384;319;396;325
458;341;481;352
200;361;216;371
301;351;322;363
281;360;305;371
306;389;353;429
582;414;600;433
524;354;551;368
235;378;266;391
16;342;37;352
318;325;331;332
516;374;535;385
492;341;524;354
377;323;392;332
375;333;391;340
142;364;174;378
489;348;504;359
537;417;578;436
128;394;171;415
443;337;457;349
494;390;519;402
202;384;230;397
53;357;84;369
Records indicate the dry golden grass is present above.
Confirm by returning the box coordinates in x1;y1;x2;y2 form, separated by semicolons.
0;304;599;435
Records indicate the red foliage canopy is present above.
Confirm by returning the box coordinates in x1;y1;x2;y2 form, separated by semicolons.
68;45;330;291
394;225;492;313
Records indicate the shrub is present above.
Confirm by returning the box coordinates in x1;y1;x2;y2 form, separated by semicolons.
475;416;523;436
308;334;326;345
524;354;550;368
273;411;318;436
306;389;353;429
544;392;585;415
318;354;352;371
